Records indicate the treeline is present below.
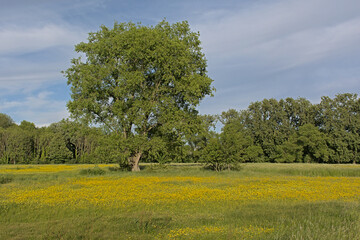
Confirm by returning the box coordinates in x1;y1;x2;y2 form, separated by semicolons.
0;118;101;164
1;93;359;165
201;93;360;170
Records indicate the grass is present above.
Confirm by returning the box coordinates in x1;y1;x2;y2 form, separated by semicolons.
79;166;106;176
0;163;360;239
0;174;13;184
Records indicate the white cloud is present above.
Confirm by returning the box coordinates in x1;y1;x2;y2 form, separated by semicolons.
191;0;360;116
0;26;81;94
0;24;87;55
0;91;69;126
0;71;62;94
196;0;360;71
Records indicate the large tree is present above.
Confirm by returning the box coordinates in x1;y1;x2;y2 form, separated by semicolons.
64;20;214;171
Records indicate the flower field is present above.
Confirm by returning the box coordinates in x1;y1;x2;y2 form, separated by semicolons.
2;175;360;208
1;164;360;239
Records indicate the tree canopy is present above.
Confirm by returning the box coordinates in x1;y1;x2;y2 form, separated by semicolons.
0;113;15;129
64;20;214;171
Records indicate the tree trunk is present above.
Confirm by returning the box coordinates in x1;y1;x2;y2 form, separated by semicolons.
130;152;142;171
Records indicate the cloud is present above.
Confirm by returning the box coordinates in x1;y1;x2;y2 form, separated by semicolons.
196;0;360;70
242;17;360;71
0;24;84;96
191;0;360;115
0;71;63;94
0;2;91;126
0;24;87;55
0;91;69;126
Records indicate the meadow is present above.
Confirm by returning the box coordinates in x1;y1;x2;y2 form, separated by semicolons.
1;163;360;239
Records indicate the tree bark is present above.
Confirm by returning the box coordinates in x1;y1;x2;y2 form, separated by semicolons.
130;152;142;171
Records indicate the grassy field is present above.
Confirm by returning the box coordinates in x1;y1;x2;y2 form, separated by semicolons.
1;163;360;239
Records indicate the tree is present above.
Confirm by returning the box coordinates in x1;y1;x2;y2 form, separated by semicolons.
0;128;10;163
64;20;214;171
6;126;34;164
186;114;218;162
316;94;360;163
0;113;15;129
280;124;330;163
201;135;227;171
245;98;315;162
219;109;255;163
47;119;101;163
46;133;73;164
19;120;36;131
246;99;291;161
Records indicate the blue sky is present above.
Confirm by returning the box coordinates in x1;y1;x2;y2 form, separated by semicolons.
1;0;360;126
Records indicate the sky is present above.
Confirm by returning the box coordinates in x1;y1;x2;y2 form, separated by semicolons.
1;0;360;126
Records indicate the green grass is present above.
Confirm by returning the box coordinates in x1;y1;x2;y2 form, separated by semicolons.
1;163;360;239
0;174;13;184
237;163;360;177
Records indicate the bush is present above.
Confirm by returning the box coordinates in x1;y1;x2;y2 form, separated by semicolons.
201;137;234;171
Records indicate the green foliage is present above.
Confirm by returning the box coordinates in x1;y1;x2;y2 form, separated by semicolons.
277;124;330;163
243;145;265;162
201;136;227;171
316;93;360;163
200;132;243;171
94;134;131;170
0;113;15;129
5;126;34;164
245;98;315;161
296;124;330;163
64;20;214;170
19;120;36;131
48;119;101;163
220;109;255;163
46;133;73;164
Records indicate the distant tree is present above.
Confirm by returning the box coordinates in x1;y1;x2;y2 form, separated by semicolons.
219;109;254;163
282;97;315;129
46;133;73;164
186;114;218;162
245;98;315;162
19;120;36;131
48;119;101;163
316;94;360;163
201;135;227;171
0;128;10;163
94;133;128;165
246;99;289;161
64;20;214;171
36;128;54;164
280;124;330;163
6;126;34;164
0;113;15;129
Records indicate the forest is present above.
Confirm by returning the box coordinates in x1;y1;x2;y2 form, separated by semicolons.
1;93;359;168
